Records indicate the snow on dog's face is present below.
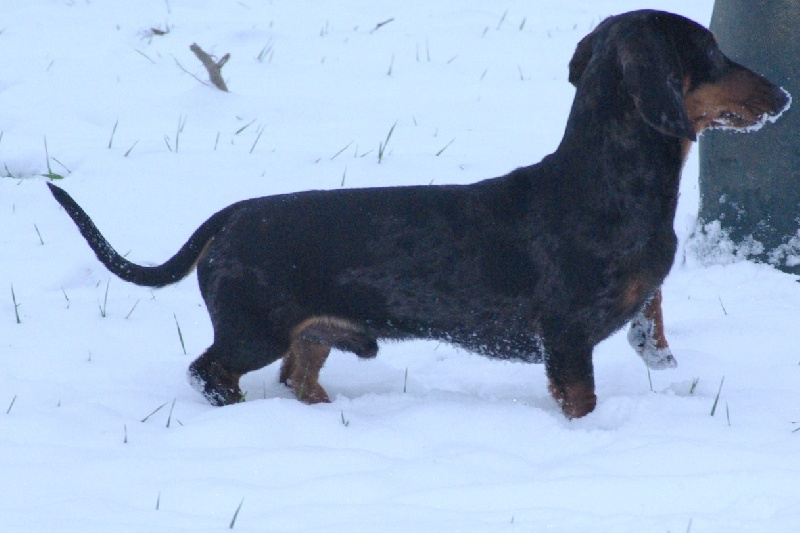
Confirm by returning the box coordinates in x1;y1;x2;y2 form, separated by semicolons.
569;10;791;139
683;60;791;134
675;19;791;134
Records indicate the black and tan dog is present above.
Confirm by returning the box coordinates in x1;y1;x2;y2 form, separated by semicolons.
48;10;789;418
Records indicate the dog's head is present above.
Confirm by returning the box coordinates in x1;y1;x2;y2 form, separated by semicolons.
568;10;791;141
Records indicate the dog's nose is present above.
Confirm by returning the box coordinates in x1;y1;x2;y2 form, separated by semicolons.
770;85;792;115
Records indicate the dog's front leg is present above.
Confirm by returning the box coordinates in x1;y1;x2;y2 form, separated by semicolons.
627;288;677;369
545;345;597;419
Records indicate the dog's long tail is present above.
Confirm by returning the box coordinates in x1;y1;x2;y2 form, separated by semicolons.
47;182;235;288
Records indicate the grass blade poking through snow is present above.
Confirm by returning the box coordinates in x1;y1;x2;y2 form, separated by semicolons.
124;140;138;157
41;136;65;180
710;376;725;416
98;279;110;317
386;54;394;76
10;284;21;324
108;119;118;149
141;402;167;423
435;138;455;156
256;38;274;63
166;398;176;428
496;9;508;30
378;121;397;164
174;313;187;355
125;299;140;320
229;498;244;529
331;140;353;161
6;395;17;414
175;115;186;153
235;119;256;135
249;125;265;154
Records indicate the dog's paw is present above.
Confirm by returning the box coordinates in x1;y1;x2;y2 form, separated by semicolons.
640;346;677;369
284;378;331;404
627;317;677;369
548;380;597;419
187;362;244;406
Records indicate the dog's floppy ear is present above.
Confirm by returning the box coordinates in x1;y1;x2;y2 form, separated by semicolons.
569;16;613;87
568;33;594;87
618;30;696;141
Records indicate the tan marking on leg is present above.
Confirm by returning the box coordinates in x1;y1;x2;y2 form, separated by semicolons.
292;316;362;337
283;338;331;404
290;315;377;358
281;316;357;404
642;288;670;351
622;275;647;310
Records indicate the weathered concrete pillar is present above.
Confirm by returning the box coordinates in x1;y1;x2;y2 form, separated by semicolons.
694;0;799;272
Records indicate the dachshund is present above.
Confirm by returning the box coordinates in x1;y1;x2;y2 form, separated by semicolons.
47;10;790;418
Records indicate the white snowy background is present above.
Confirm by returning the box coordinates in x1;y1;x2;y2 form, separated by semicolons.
2;1;799;531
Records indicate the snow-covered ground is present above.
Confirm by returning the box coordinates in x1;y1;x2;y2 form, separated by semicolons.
2;1;799;531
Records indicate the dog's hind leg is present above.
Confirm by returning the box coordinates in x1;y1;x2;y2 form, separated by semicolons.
188;335;289;406
279;316;378;404
188;345;247;406
545;343;597;419
280;339;332;404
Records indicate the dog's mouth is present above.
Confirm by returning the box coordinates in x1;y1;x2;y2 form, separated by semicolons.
709;110;756;130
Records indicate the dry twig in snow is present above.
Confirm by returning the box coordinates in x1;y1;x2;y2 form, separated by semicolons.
189;43;229;92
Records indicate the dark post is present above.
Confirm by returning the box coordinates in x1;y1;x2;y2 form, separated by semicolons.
695;0;800;272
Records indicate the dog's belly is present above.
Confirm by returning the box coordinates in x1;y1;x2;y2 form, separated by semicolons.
325;274;548;362
433;327;547;363
366;313;547;363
